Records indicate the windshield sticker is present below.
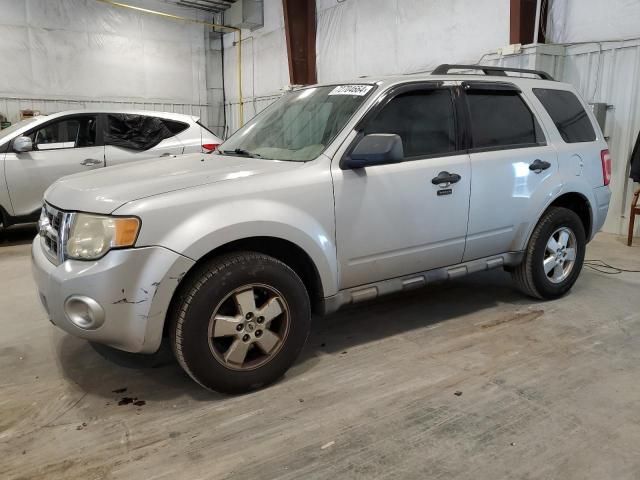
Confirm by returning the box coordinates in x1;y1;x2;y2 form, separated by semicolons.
329;85;373;96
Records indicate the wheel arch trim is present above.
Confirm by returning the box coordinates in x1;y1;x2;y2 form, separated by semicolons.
514;186;596;252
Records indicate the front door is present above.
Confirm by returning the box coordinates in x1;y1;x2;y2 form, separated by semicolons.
5;114;103;216
333;85;471;289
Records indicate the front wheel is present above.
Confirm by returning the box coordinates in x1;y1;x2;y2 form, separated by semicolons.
169;252;311;393
512;207;586;299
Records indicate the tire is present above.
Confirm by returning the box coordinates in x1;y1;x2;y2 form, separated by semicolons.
169;251;311;394
512;207;586;300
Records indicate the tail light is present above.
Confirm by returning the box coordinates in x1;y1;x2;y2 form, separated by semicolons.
600;149;612;186
202;143;219;153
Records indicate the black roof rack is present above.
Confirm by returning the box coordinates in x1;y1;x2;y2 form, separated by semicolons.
431;64;554;81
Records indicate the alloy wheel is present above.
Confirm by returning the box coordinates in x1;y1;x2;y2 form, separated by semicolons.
543;226;577;284
207;284;290;371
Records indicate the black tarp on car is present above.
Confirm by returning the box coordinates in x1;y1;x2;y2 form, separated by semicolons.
105;114;174;151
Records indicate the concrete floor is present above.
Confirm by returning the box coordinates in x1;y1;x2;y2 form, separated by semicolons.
1;226;640;480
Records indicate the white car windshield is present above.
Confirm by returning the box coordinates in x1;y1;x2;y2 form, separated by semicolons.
218;84;375;161
0;117;40;143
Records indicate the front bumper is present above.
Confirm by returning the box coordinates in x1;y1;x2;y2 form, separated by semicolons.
31;237;195;353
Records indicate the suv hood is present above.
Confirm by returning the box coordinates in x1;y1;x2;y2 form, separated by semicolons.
45;153;303;214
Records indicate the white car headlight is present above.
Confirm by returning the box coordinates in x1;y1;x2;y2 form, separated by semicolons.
66;213;140;260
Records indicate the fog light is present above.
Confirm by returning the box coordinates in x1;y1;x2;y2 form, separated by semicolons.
64;295;105;330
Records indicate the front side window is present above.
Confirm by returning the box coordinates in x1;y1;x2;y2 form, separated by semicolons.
28;116;97;150
364;89;457;158
533;88;596;143
466;91;539;149
219;84;374;161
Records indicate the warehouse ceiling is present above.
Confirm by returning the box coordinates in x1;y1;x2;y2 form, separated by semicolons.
170;0;237;14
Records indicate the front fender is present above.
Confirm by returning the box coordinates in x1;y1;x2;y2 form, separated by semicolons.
122;198;339;297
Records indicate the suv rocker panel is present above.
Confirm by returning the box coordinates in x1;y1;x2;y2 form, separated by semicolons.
321;252;524;315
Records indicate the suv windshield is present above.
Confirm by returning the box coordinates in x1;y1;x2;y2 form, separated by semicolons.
218;84;374;161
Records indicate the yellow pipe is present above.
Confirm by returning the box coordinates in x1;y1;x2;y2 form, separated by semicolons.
95;0;244;126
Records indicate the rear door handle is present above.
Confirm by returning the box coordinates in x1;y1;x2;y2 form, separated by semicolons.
431;171;461;186
529;159;551;173
160;152;171;157
80;158;103;166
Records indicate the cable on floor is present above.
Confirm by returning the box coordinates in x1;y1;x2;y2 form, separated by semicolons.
584;259;640;275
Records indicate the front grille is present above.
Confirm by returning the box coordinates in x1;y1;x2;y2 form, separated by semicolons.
39;203;71;265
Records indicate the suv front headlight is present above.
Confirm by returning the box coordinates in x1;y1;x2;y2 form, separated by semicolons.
66;213;140;260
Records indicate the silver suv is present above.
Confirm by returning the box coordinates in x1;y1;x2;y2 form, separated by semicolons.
32;65;612;393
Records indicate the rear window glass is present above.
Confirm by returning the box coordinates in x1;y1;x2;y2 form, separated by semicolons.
533;89;596;143
466;91;540;149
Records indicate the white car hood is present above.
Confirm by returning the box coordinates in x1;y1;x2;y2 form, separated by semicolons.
45;153;302;214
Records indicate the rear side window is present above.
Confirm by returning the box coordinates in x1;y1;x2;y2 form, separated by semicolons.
162;119;189;135
364;89;457;158
105;114;174;151
466;91;539;149
533;88;596;143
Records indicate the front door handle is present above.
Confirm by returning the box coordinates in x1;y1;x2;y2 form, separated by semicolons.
529;159;551;173
431;171;461;186
80;158;103;166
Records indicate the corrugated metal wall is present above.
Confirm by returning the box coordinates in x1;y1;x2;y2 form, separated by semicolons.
223;93;282;138
0;97;210;126
485;39;640;236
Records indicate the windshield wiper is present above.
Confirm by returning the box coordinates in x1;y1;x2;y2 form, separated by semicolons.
218;148;263;159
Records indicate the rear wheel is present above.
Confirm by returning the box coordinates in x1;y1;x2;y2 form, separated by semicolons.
170;252;311;393
512;207;586;299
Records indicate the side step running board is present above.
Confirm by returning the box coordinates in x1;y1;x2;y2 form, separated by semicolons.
321;252;523;315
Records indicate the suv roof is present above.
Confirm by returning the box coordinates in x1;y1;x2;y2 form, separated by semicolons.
316;64;572;93
431;64;554;80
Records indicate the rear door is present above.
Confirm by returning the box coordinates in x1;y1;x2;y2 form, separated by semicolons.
103;114;184;166
4;114;103;216
461;82;559;261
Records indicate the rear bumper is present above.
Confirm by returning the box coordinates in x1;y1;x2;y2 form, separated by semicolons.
31;237;195;353
592;185;611;238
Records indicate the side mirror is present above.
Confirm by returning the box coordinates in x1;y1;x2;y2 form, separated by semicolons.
13;136;33;153
342;133;404;169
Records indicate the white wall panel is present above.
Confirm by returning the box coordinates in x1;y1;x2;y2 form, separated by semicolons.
547;0;640;43
0;0;210;124
316;0;511;82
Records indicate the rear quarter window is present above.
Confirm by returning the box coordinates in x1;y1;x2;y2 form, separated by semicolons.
533;88;596;143
162;119;189;135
